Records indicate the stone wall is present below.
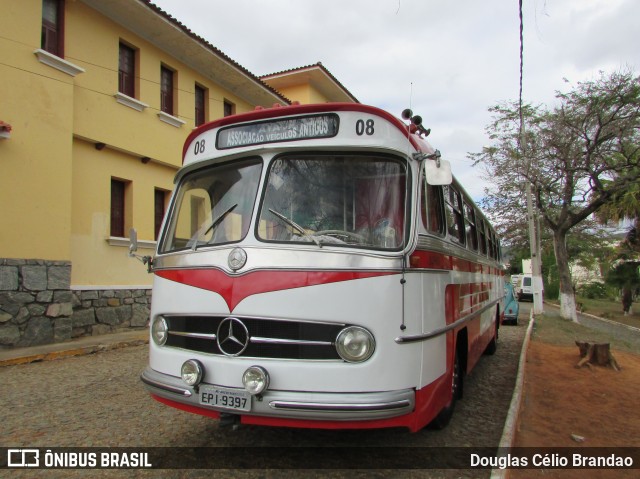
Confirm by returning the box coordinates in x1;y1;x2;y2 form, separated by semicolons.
0;258;150;349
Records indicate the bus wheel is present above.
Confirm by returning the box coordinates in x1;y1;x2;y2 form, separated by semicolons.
428;351;462;430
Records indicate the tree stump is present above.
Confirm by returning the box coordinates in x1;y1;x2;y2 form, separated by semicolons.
575;341;620;371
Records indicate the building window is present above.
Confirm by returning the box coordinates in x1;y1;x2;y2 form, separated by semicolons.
161;66;174;115
195;84;206;126
118;43;136;98
154;189;167;240
111;179;126;237
42;0;64;57
223;100;235;117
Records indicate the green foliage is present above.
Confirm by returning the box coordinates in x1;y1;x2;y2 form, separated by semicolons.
595;169;640;226
577;282;614;299
606;261;640;289
544;278;559;300
506;247;529;275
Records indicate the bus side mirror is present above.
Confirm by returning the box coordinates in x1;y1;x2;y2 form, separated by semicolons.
128;228;153;273
129;228;138;257
424;158;452;185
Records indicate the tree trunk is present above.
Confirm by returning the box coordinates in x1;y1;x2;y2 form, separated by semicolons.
553;229;578;321
575;341;621;371
622;287;633;315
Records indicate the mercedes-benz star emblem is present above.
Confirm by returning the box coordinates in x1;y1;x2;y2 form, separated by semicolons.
216;317;249;357
228;247;247;271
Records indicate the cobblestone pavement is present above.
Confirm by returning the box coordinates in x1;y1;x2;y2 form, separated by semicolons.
0;319;528;479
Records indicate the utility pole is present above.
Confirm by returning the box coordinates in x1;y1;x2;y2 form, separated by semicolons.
526;183;544;314
519;0;543;315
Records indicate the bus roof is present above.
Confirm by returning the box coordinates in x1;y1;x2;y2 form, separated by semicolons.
182;103;426;163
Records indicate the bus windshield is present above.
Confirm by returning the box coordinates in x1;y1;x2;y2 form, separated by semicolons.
258;154;408;250
160;158;262;253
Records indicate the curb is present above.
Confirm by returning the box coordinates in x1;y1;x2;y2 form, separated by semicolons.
490;310;536;479
0;333;148;368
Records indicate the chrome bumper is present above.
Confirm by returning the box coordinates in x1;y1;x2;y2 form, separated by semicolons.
141;367;414;421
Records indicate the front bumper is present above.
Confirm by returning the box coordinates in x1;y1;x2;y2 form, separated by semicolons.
141;367;414;422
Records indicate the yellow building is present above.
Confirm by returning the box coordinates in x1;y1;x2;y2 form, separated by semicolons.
0;0;357;347
262;62;359;105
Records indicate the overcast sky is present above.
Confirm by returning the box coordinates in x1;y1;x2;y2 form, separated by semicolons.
151;0;640;200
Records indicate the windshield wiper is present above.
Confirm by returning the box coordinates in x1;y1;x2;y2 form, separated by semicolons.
268;208;322;248
192;203;238;251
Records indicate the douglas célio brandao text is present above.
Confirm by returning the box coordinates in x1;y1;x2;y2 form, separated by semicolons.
470;452;634;469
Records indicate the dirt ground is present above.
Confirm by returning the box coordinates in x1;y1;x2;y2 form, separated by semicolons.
510;338;640;478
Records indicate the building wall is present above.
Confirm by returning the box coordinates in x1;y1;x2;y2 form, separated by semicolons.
70;139;175;287
0;0;278;347
0;0;75;262
276;83;330;105
64;0;262;288
68;1;254;170
0;1;355;348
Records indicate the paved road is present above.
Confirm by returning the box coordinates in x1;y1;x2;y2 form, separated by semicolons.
1;317;529;478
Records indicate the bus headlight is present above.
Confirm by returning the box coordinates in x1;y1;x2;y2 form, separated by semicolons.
242;366;270;395
151;316;168;346
336;326;375;362
181;359;204;387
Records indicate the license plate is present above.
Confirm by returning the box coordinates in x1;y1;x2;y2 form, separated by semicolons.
199;386;251;412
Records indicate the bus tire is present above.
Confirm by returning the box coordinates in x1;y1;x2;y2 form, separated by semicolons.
428;350;462;430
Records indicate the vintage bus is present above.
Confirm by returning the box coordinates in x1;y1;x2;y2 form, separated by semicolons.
135;103;504;432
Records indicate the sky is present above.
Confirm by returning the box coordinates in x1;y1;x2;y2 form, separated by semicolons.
151;0;640;200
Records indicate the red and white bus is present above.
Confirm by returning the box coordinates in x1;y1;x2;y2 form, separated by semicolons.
135;103;504;432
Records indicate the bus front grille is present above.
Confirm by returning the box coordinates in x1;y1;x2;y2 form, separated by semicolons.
162;315;344;360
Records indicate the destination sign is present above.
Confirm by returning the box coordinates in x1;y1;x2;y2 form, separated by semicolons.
216;114;339;149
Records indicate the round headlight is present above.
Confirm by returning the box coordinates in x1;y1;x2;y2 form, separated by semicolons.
242;366;270;395
336;326;375;362
151;316;168;345
181;359;204;386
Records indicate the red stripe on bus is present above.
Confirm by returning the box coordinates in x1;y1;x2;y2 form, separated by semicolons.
155;269;395;312
409;250;503;275
151;394;221;419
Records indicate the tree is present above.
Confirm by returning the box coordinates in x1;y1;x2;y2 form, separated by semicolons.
595;167;640;252
606;261;640;314
596;174;640;312
471;70;640;321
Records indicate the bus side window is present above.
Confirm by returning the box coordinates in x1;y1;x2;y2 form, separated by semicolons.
463;201;478;251
443;185;465;245
478;217;488;255
421;174;444;234
488;231;497;259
